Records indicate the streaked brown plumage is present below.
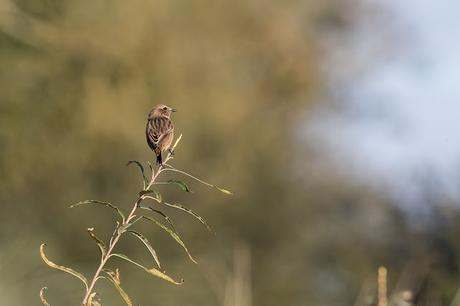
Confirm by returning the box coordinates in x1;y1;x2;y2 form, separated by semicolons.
146;104;176;165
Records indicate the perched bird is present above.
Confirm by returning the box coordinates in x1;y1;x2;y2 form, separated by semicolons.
146;104;176;165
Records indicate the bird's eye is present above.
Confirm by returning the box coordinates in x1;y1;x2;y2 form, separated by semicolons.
163;107;167;110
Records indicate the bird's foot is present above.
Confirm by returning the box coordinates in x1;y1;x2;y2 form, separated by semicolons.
168;148;175;156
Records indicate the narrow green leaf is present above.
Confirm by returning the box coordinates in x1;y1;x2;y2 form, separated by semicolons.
110;253;183;285
143;196;161;205
163;202;213;233
39;287;51;306
101;270;133;306
166;180;192;192
142;216;197;264
128;215;143;227
127;230;161;269
154;190;162;202
109;222;120;246
70;200;125;222
139;206;178;233
40;244;88;290
162;167;232;195
140;190;162;202
147;161;155;178
117;215;143;234
87;228;107;257
126;160;148;189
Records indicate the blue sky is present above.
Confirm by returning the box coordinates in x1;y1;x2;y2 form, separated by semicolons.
309;0;460;203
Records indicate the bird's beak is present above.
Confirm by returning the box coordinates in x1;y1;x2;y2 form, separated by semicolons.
170;108;177;112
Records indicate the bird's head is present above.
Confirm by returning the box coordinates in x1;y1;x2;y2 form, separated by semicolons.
149;104;177;119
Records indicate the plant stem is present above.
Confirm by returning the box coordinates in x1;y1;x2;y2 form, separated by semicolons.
82;234;120;305
81;154;173;305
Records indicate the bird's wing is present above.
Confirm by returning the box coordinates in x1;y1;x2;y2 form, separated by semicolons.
147;117;173;150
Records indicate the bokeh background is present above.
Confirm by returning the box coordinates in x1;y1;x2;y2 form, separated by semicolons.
1;0;460;305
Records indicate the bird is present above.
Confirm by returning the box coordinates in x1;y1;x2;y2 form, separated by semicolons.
146;104;176;165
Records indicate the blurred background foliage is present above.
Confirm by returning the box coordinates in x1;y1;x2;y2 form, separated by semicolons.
0;0;459;305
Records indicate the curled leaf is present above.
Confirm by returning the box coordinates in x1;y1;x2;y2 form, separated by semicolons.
128;230;161;269
87;292;101;306
87;228;107;257
70;200;125;222
39;287;51;306
139;190;154;196
126;160;148;189
40;244;88;290
141;216;197;264
102;268;120;283
163;202;213;233
111;253;183;285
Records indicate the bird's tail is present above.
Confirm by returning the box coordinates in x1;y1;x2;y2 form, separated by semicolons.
156;153;163;165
